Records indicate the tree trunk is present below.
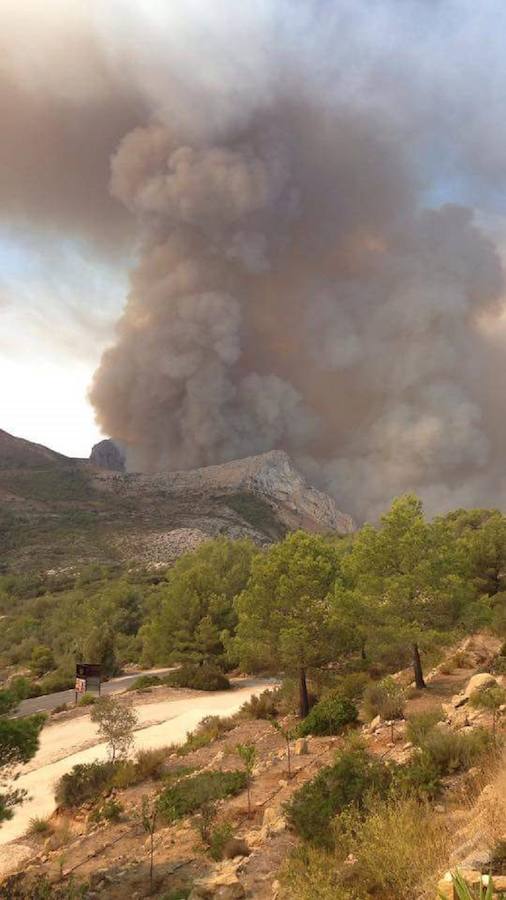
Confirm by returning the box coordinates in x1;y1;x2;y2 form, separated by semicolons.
360;638;367;661
412;643;426;689
299;667;309;718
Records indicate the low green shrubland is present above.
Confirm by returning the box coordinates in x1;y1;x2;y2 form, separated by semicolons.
284;742;392;848
165;664;231;692
156;770;247;823
298;692;358;737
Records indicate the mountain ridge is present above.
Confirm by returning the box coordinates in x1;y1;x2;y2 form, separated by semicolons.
0;429;353;571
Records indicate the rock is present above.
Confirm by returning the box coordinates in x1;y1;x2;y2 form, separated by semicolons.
294;738;309;755
452;694;468;708
261;806;287;839
271;879;280;898
463;673;498;699
223;838;250;859
190;869;246;899
90;438;125;471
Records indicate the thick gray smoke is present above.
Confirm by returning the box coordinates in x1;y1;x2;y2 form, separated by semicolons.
3;1;506;520
91;100;505;520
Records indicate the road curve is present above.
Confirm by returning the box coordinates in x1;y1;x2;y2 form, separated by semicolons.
14;668;175;717
0;677;273;855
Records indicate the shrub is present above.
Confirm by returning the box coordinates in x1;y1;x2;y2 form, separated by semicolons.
157;770;247;823
490;655;506;675
77;692;96;707
127;674;162;692
165;665;231;692
363;677;406;721
406;708;445;746
110;760;138;789
298;693;358;737
324;672;371;702
281;795;451;900
349;794;451;900
284;743;392;848
89;798;123;824
208;821;234;861
56;760;118;808
178;715;236;755
394;753;442;799
135;747;168;781
420;726;493;775
27;816;52;836
52;703;69;714
240;688;280;719
38;670;75;695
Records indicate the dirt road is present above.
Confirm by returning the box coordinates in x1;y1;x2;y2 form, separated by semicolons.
0;678;272;851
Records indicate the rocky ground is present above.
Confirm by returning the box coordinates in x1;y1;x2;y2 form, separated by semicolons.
1;633;504;899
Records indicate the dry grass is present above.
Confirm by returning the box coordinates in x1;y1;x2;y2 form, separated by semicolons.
282;795;452;900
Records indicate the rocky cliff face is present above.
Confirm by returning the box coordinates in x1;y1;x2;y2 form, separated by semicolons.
90;439;125;471
142;450;354;535
0;429;353;570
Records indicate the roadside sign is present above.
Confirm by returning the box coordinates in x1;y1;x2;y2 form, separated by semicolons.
75;663;102;704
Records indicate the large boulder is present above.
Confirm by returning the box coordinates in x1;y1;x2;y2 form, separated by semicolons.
463;673;498;699
90;438;125;471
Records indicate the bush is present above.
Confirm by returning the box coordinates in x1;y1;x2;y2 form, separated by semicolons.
178;715;236;755
282;795;451;900
363;677;406;721
347;794;451;900
406;709;444;746
157;770;247;823
420;726;493;775
323;673;371;702
240;689;280;719
393;753;442;799
208;821;234;860
38;669;75;695
284;743;392;848
77;692;96;707
135;747;167;781
27;816;52;836
89;798;123;824
127;674;162;692
165;665;231;692
56;760;118;808
298;693;358;737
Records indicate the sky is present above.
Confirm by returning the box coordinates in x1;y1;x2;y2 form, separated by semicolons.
3;1;506;518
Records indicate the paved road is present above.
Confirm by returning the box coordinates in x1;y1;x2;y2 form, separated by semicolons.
14;668;174;717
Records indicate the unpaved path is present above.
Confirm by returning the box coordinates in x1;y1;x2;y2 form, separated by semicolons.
0;678;271;851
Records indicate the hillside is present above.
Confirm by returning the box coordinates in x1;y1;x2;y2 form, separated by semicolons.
0;430;353;571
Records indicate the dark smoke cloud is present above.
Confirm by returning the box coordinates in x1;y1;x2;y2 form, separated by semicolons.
3;1;506;519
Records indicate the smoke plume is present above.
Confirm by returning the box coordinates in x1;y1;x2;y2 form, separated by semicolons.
3;1;506;520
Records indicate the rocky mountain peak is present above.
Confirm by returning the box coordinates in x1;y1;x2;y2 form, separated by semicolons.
90;439;125;472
